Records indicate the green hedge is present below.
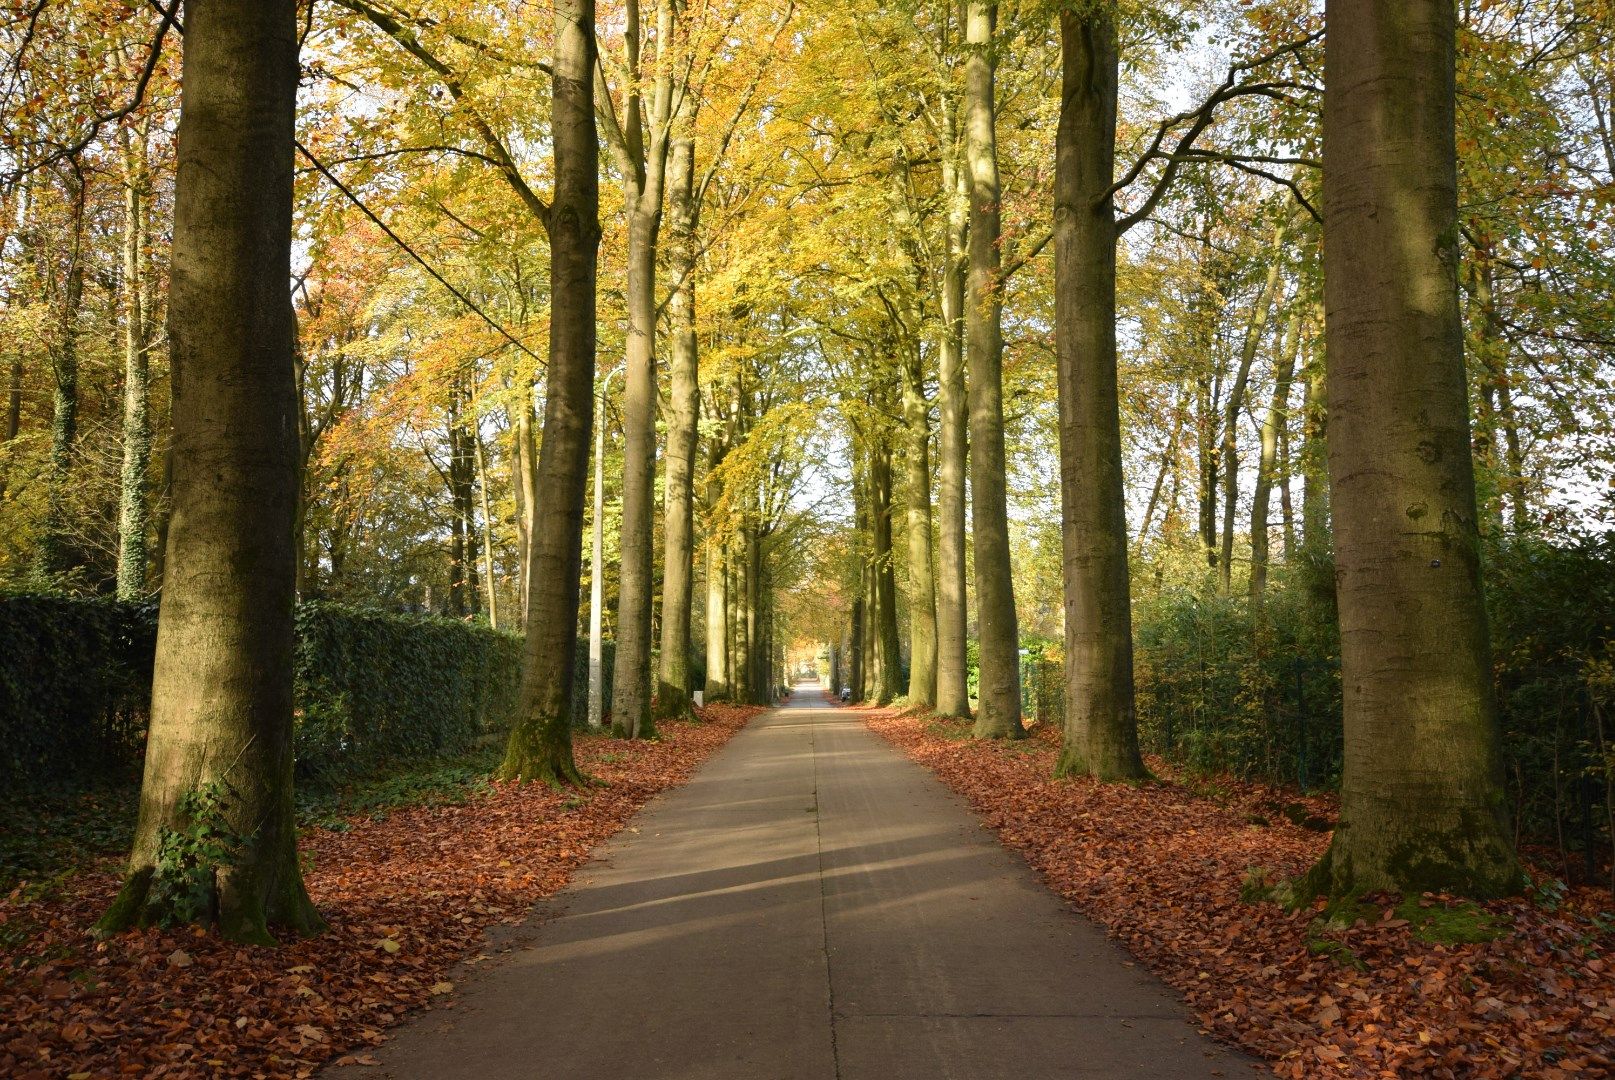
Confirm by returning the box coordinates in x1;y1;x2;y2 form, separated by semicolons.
0;594;157;782
1109;534;1615;877
0;595;615;785
293;602;524;774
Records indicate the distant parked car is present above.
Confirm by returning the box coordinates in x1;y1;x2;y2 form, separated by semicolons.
839;687;851;702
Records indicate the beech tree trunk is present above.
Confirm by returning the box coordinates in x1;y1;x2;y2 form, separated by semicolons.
655;134;700;722
963;0;1022;739
97;0;323;944
934;128;971;719
704;432;730;700
1051;11;1145;780
1300;0;1520;900
870;425;901;705
498;0;601;785
901;347;937;708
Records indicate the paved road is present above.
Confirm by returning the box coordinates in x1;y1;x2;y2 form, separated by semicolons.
361;682;1256;1079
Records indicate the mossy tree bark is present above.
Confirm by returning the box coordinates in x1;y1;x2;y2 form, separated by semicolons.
963;0;1023;740
498;0;601;786
1051;10;1144;780
116;122;153;600
1301;0;1521;900
97;0;324;945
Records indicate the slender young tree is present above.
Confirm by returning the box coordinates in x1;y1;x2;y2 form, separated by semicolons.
1298;0;1521;899
963;0;1022;739
98;0;323;943
498;0;602;784
1051;7;1144;778
116;123;153;599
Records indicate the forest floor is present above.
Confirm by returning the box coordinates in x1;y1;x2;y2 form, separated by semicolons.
859;705;1615;1079
0;703;765;1079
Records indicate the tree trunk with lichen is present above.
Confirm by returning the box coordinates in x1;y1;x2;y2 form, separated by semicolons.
98;0;324;945
1298;0;1521;901
497;0;601;785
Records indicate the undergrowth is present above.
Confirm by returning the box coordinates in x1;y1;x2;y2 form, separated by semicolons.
1;747;503;894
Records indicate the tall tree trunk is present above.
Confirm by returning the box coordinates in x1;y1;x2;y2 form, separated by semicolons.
703;432;730;700
901;347;937;708
1052;11;1145;780
509;385;538;622
963;0;1022;739
848;596;864;704
1468;254;1528;530
117;125;153;599
935;99;972;720
728;541;749;703
1299;316;1329;554
1196;367;1218;570
587;378;609;730
609;0;677;740
39;168;86;579
870;425;900;705
1250;304;1302;600
744;520;762;704
498;0;601;785
655;134;700;722
98;0;323;943
1218;218;1289;592
1299;0;1520;900
473;424;499;630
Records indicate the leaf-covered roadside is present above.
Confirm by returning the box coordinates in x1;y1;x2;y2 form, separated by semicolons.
862;708;1615;1079
0;704;765;1079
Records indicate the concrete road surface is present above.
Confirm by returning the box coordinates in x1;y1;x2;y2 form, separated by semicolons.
355;680;1258;1080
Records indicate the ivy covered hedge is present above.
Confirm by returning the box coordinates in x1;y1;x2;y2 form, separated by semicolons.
0;595;614;785
0;594;157;782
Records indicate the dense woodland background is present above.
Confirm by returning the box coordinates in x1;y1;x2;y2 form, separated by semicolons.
1;0;1613;887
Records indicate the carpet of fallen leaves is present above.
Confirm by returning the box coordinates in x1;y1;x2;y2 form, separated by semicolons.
862;706;1615;1079
0;704;764;1080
